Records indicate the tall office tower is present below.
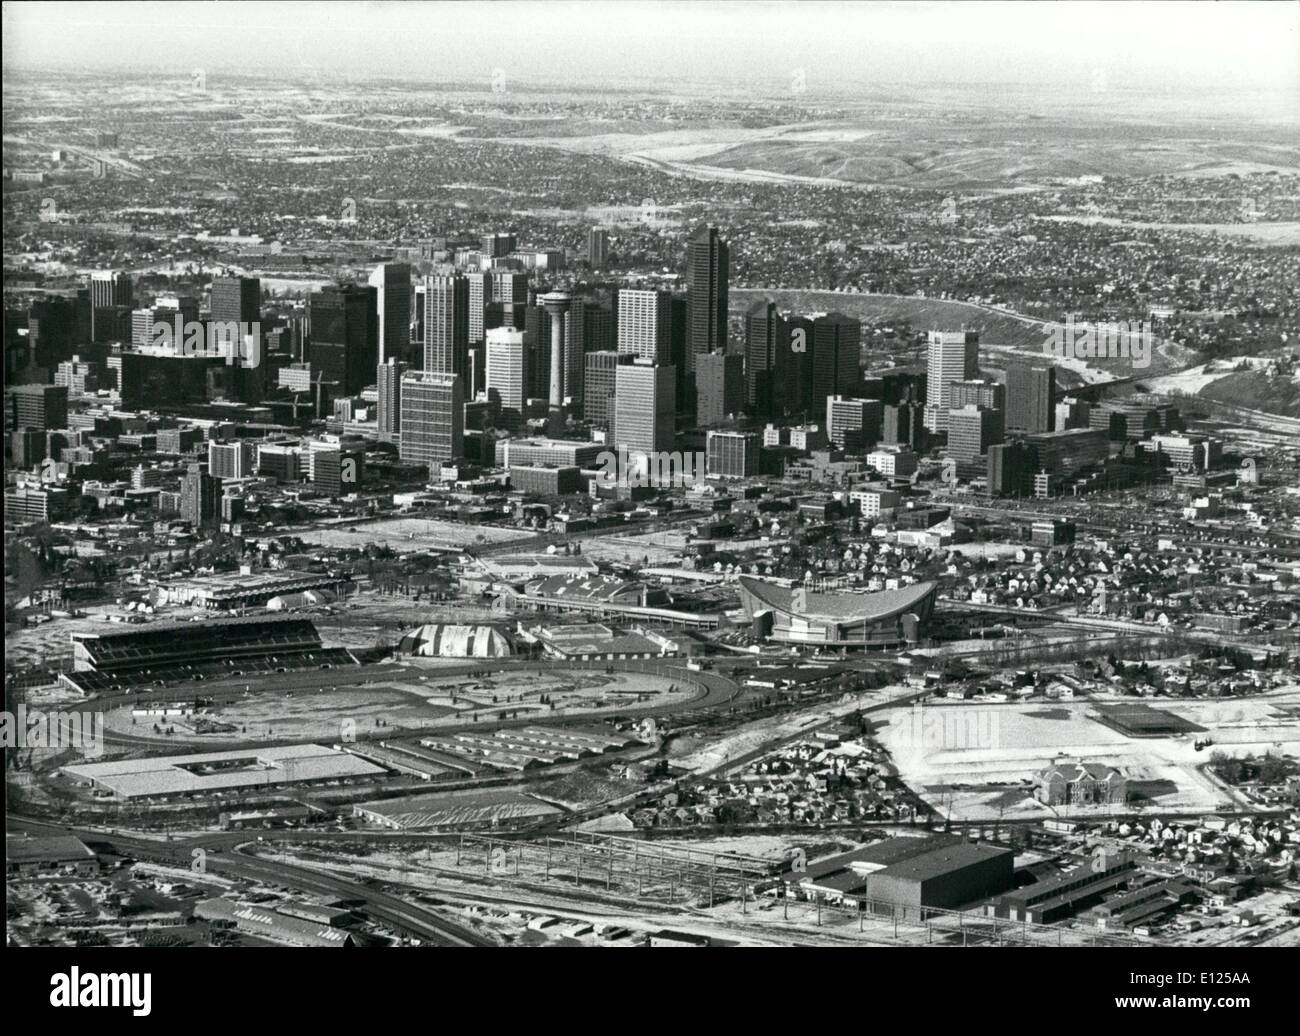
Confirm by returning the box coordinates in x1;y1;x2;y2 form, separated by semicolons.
696;351;744;427
614;361;676;455
706;430;760;477
883;402;925;447
947;404;1005;462
89;271;133;344
685;224;729;374
462;271;488;349
523;303;557;403
924;330;980;432
28;296;79;371
423;273;469;378
670;294;690;403
826;396;883;452
376;358;406;442
486;327;529;431
131;308;161;350
583;351;620;434
481;232;516;259
90;270;133;311
617;289;672;364
413;282;426;361
366;264;412;365
12;429;49;469
745;300;790;418
951;378;1005;413
809;312;862;406
491;271;530;307
588;226;610;267
399;371;464;470
179;462;220;528
562;300;586;404
207;440;256;480
211;274;260;322
308;284;378;395
6;384;68;431
987;441;1038;498
1006;363;1057;434
1055;398;1090;431
581;300;615;353
54;356;99;397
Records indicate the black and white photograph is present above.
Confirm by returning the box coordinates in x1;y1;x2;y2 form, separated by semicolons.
2;0;1297;1017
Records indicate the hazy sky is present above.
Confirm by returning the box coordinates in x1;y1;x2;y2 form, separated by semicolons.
3;0;1298;99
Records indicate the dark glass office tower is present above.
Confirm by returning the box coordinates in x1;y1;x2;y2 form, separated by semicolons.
1006;363;1057;434
685;224;728;374
308;284;378;395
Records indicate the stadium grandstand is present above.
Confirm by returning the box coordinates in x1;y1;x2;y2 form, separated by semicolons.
517;573;723;629
738;576;938;649
63;615;356;694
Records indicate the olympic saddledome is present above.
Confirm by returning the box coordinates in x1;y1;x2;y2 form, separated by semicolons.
737;576;937;650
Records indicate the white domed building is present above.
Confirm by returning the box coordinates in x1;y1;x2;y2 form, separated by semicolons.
396;624;515;659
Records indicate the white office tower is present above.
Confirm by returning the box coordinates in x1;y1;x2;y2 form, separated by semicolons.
615;360;676;457
924;330;980;433
486;327;529;430
616;288;672;364
399;371;464;470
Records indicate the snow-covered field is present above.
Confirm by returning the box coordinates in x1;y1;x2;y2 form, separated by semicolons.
878;687;1300;821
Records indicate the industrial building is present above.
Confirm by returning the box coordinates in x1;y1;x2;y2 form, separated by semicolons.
62;743;386;800
988;850;1139;924
784;834;1015;920
6;835;100;878
519;622;687;660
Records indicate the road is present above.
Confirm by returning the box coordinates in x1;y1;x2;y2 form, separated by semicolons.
7;815;492;946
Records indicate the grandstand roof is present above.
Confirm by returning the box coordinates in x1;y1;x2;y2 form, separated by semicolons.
737;577;937;623
525;573;646;603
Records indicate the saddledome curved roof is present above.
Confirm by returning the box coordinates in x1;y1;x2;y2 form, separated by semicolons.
738;577;937;622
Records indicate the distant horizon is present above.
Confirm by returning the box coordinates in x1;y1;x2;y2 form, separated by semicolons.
3;1;1297;103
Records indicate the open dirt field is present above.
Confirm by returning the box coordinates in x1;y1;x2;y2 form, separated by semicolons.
291;517;533;553
103;666;693;743
878;687;1300;821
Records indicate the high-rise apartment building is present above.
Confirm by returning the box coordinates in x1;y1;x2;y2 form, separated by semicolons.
376;358;406;442
423;273;470;379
